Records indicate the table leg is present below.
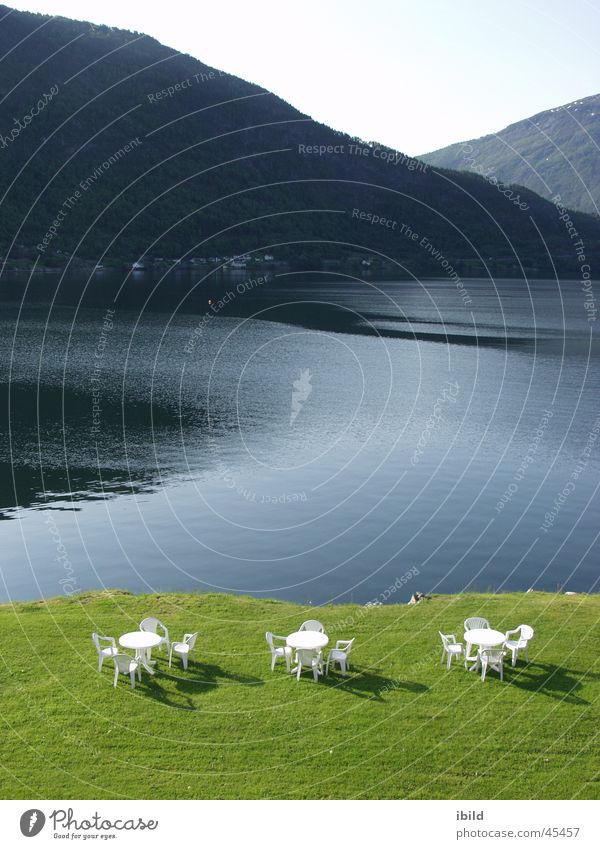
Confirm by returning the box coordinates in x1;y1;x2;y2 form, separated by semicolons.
470;655;481;673
471;645;498;672
137;648;156;675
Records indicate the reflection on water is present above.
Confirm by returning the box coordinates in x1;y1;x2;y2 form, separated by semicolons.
0;272;598;603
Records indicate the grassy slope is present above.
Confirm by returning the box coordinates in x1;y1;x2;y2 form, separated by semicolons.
0;590;598;800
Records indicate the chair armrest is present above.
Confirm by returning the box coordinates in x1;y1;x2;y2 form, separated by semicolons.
504;628;519;639
99;635;116;647
336;640;352;650
272;634;288;644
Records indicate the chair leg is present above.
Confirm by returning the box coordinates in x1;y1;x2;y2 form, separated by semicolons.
113;668;118;688
481;662;486;682
137;664;142;681
182;654;188;670
98;655;103;673
130;671;136;689
285;652;291;673
297;663;302;681
270;653;276;672
340;659;347;677
168;647;173;668
500;663;504;681
446;653;451;670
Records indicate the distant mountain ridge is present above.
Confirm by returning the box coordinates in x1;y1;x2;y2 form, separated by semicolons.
0;4;596;278
421;94;600;214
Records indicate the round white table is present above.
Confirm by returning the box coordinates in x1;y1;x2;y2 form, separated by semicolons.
464;628;505;671
287;631;329;651
119;631;162;676
287;631;329;676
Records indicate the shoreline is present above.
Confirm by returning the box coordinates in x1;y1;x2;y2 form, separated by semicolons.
1;585;596;611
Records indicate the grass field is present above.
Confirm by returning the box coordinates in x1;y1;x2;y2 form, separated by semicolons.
0;589;598;799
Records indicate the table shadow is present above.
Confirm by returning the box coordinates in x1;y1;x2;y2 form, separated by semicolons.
133;659;265;708
319;666;429;701
508;661;595;705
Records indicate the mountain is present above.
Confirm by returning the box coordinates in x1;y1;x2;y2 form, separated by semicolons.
421;95;600;215
0;4;597;277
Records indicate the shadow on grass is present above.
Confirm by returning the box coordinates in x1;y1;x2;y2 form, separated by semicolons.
320;666;429;701
509;661;596;705
135;660;264;708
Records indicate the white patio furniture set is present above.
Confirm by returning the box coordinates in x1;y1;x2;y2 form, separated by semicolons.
439;617;534;682
266;619;354;682
92;616;198;689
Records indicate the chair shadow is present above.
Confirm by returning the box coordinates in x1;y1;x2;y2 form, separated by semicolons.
320;665;429;701
508;661;594;705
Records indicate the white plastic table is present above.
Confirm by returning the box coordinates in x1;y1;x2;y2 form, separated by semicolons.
287;631;329;651
464;628;505;672
119;631;162;676
287;631;329;675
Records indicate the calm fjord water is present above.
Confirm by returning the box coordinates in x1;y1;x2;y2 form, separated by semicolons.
1;273;598;603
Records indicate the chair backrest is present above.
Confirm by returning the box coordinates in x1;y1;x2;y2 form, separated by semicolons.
481;648;504;663
299;619;324;633
140;617;168;637
92;633;113;652
519;624;534;640
183;632;198;650
439;631;453;649
113;653;135;674
464;617;490;630
297;648;318;666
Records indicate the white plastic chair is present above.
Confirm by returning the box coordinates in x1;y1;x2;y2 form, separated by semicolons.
113;653;140;688
299;619;325;633
168;632;198;670
92;633;118;672
479;648;505;682
325;638;355;676
140;617;170;654
504;624;534;666
464;618;490;668
296;648;323;682
265;632;292;672
464;617;490;631
438;632;463;670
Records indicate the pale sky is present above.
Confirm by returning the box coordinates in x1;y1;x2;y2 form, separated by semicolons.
7;0;600;154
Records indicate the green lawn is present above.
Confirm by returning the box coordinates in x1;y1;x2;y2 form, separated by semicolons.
0;590;599;799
